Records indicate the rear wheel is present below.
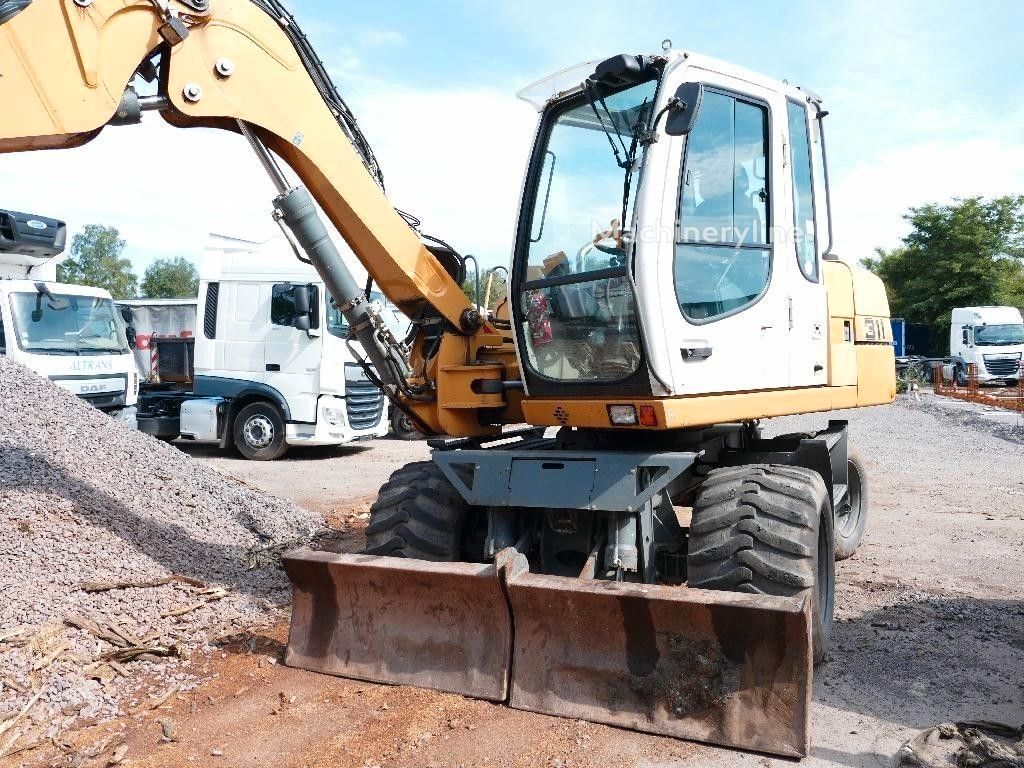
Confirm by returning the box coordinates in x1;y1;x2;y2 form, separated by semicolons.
687;464;835;664
365;461;477;560
955;364;968;387
233;402;289;461
390;408;424;441
834;447;868;560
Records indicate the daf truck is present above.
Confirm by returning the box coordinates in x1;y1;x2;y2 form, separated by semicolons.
0;208;138;422
949;306;1024;385
135;235;390;459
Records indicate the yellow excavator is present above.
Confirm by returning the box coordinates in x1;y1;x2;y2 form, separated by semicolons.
0;0;894;757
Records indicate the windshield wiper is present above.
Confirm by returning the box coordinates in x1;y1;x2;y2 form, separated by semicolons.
25;347;80;355
583;79;630;170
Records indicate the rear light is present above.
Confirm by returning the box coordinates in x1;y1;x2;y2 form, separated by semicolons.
607;404;637;425
637;404;658;427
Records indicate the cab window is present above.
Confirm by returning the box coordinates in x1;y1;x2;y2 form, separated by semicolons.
787;100;818;281
675;89;771;322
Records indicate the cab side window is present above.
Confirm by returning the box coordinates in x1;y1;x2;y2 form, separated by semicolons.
0;314;6;355
787;100;818;281
675;89;771;322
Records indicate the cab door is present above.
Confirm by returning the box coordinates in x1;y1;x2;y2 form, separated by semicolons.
657;74;791;395
785;98;829;387
265;283;322;423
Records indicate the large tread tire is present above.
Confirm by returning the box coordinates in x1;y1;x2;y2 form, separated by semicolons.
688;464;835;664
364;461;470;560
834;447;869;561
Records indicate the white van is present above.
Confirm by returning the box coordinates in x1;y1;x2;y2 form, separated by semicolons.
949;306;1024;385
0;209;138;421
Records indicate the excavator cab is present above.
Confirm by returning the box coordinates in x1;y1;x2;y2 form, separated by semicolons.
0;4;894;756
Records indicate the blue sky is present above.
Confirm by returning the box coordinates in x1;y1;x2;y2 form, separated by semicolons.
2;0;1022;283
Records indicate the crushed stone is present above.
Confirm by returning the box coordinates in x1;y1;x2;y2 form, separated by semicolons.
0;356;323;740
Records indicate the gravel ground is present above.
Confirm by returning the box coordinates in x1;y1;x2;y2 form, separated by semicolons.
2;382;1022;767
0;357;323;744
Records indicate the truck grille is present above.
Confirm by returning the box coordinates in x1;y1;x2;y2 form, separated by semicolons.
346;381;384;431
983;354;1022;377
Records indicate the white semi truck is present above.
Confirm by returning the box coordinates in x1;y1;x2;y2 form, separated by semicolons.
949;306;1024;385
135;235;390;459
0;208;138;422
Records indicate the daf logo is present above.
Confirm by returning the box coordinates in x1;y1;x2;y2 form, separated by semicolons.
26;219;47;230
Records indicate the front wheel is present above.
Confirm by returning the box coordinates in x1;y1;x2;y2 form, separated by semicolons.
834;447;869;560
233;402;289;461
364;461;480;560
688;464;835;664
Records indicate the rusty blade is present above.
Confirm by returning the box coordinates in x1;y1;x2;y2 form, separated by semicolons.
282;549;512;701
501;552;813;758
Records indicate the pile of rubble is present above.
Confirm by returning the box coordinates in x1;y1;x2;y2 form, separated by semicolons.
0;357;323;753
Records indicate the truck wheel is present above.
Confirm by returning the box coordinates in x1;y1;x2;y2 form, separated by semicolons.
233;402;289;461
364;461;476;560
834;447;869;560
955;364;968;387
688;464;835;664
390;408;424;441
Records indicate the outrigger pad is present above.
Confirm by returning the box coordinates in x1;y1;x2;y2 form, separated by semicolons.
283;549;512;701
500;552;813;758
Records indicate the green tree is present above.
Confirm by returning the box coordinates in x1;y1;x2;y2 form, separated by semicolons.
869;196;1024;350
141;256;200;298
57;224;137;298
462;267;508;309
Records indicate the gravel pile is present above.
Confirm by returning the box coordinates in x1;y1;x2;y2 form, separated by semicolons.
0;357;323;741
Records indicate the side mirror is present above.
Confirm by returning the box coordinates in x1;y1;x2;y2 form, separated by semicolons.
119;305;134;324
664;82;704;137
125;326;137;349
293;313;311;332
292;284;311;315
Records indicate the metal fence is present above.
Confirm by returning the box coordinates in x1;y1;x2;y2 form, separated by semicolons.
932;362;1024;413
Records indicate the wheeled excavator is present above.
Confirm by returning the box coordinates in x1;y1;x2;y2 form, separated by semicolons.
0;0;895;757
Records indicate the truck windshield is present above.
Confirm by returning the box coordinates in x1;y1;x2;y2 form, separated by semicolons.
10;292;130;355
519;77;657;382
975;324;1024;346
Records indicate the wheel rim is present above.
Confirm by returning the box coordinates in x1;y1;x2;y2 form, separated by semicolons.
399;414;414;433
835;459;863;538
243;414;275;449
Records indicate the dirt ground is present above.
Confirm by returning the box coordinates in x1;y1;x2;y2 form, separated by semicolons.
6;396;1023;768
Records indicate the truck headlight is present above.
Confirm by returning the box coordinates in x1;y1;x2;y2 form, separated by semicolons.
324;406;345;426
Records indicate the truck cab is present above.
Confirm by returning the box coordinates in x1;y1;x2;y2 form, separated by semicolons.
137;236;389;459
0;209;138;421
949;306;1024;385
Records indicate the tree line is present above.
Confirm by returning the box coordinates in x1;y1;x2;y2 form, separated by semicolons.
56;224;199;299
864;196;1024;350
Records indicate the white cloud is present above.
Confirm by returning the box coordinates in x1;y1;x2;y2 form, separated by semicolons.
0;120;280;277
352;83;537;268
832;137;1024;263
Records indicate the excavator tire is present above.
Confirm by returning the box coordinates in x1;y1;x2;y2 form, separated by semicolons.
364;461;470;560
834;447;869;560
688;464;835;664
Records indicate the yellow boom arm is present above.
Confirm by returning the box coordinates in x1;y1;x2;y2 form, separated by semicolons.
0;0;517;435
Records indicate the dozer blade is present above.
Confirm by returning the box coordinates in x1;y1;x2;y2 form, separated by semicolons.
283;548;812;758
500;552;813;758
282;549;512;701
